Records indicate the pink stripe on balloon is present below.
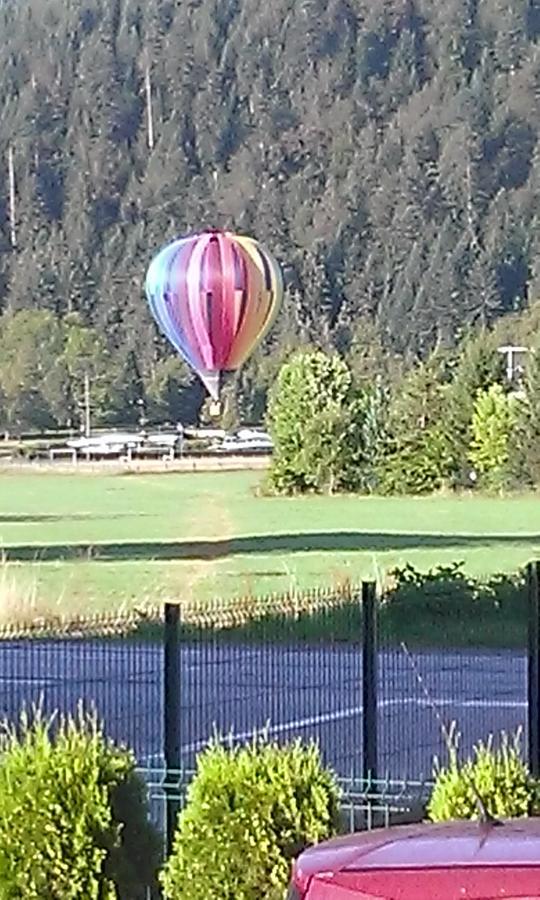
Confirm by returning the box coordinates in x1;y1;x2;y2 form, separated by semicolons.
215;233;236;365
204;237;223;368
185;233;214;369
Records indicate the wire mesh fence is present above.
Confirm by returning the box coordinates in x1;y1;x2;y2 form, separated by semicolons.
0;628;164;766
0;569;534;790
377;577;529;780
376;642;528;780
140;764;432;853
0;588;367;776
174;588;365;777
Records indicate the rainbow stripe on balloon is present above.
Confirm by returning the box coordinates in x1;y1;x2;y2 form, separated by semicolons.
145;230;283;400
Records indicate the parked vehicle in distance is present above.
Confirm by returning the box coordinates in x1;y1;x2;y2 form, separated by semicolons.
288;818;540;898
64;430;182;460
212;429;273;454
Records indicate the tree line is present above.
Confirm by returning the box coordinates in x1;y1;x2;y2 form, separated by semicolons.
0;308;203;433
0;0;539;425
267;307;540;494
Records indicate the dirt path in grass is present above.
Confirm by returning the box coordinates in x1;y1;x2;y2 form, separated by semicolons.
172;486;236;604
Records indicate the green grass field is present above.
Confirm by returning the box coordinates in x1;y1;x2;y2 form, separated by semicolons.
0;469;539;614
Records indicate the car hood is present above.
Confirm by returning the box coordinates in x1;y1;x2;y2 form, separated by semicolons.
296;819;540;879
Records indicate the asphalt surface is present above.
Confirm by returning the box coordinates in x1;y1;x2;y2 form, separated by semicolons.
0;639;527;781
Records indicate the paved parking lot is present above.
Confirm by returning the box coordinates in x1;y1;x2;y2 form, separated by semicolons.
0;639;527;780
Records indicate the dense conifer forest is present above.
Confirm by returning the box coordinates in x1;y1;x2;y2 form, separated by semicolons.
0;0;538;428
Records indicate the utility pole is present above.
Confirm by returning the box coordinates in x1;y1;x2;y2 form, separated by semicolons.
145;64;154;151
7;144;17;249
497;345;529;383
84;371;91;438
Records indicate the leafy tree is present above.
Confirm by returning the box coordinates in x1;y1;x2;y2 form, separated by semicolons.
0;311;140;432
379;423;455;495
445;332;505;484
0;311;68;432
469;384;518;490
60;314;117;428
267;350;379;494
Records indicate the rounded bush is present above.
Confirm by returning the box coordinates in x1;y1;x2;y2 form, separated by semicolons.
428;731;535;822
0;711;160;899
161;739;341;900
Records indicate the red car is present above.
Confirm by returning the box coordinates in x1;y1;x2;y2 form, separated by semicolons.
288;818;540;898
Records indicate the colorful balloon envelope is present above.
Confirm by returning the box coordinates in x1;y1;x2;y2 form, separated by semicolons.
145;230;283;400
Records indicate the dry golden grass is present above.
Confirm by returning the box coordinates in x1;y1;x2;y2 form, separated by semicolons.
0;556;64;628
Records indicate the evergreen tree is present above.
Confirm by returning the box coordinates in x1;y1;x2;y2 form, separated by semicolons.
510;346;540;486
445;332;505;484
378;353;454;494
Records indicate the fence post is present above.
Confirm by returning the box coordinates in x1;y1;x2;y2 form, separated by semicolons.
528;562;540;777
362;581;378;785
164;602;181;857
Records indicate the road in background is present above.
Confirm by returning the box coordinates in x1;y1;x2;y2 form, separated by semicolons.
0;640;526;781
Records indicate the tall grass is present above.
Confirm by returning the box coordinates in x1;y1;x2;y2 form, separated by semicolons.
0;556;63;627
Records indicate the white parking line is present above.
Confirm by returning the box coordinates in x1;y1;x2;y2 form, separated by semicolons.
180;696;527;753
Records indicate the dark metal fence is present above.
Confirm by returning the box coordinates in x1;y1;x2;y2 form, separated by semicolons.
0;566;536;795
169;589;365;778
0;617;164;765
377;562;530;780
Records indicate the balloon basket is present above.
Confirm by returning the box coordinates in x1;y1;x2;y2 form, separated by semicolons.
209;400;221;419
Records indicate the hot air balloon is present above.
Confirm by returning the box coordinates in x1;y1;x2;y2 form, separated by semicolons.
145;229;283;402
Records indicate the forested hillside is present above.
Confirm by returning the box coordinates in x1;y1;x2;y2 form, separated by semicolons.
0;0;538;428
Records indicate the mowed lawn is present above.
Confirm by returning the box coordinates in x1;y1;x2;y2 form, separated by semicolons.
0;469;539;613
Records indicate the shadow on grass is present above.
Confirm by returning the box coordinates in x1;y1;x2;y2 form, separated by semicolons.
2;531;540;562
0;513;151;524
131;564;529;649
0;575;529;650
131;601;527;650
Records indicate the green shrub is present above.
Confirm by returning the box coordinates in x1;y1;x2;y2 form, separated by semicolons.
378;423;454;495
0;711;161;899
428;731;536;822
469;384;518;491
383;562;525;619
266;350;383;494
161;739;341;900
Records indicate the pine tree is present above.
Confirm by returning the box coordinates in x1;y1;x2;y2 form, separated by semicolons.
510;346;540;486
378;352;454;494
445;332;505;483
